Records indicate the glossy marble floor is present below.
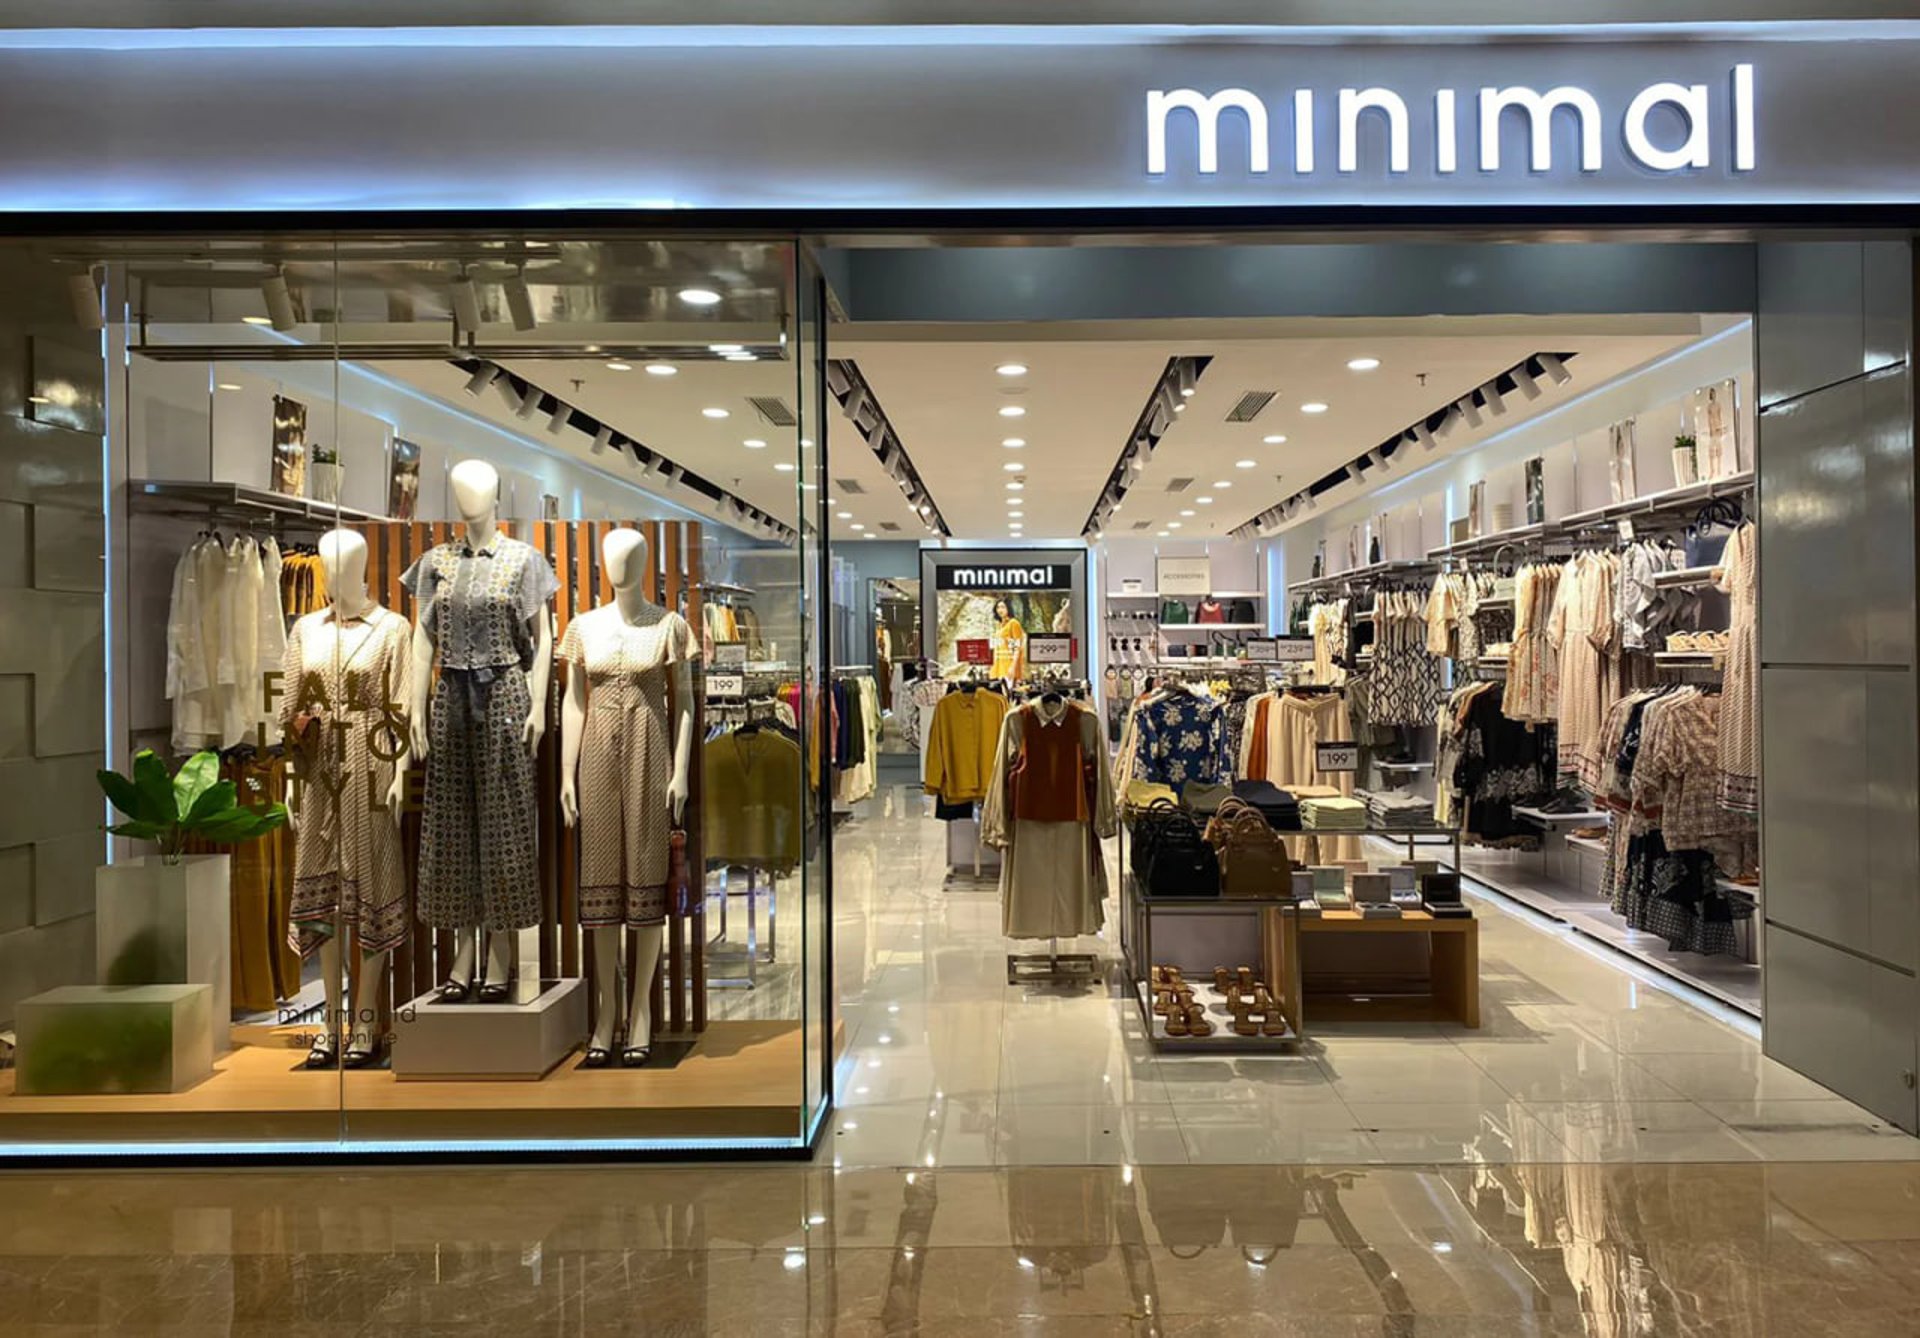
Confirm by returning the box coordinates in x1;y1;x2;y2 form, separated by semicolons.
827;781;1917;1168
3;1161;1920;1334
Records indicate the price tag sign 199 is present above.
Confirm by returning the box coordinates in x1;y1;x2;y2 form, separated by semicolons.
707;671;745;701
1315;741;1359;773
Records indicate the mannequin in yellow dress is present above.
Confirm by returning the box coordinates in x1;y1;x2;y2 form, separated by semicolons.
989;597;1027;681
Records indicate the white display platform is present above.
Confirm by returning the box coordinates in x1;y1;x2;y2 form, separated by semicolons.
390;977;588;1081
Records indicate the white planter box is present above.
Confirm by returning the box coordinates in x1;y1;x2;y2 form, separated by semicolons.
95;854;231;1054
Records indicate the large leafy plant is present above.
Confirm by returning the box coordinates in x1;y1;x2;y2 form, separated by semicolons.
98;749;288;865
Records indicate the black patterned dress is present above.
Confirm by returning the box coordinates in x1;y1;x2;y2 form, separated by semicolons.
401;535;559;932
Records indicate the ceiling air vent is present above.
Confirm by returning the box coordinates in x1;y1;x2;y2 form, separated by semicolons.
879;521;902;532
1131;520;1153;531
1226;390;1276;423
1164;477;1194;493
835;478;867;495
749;396;798;428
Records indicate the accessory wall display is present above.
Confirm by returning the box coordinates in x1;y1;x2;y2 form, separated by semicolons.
1692;378;1742;479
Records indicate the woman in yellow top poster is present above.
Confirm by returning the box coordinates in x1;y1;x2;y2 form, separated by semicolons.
989;596;1027;680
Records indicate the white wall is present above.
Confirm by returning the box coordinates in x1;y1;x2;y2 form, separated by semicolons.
1279;323;1757;588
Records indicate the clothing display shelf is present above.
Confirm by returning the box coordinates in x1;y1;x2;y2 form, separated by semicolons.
1106;590;1266;599
1427;521;1558;563
704;580;755;597
1375;759;1433;771
1513;804;1611;825
1558;469;1754;533
1564;832;1610;856
1285;558;1437;594
1651;565;1722;589
1158;623;1264;633
132;479;388;528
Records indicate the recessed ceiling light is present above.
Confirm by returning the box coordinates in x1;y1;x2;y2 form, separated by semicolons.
1002;438;1025;448
996;362;1028;377
1212;480;1232;489
679;288;723;307
644;363;676;377
605;360;633;372
1347;357;1381;371
998;405;1026;418
1196;496;1213;505
743;438;767;449
1007;510;1024;519
1236;459;1258;468
1262;435;1287;445
1180;509;1195;517
216;383;242;392
1172;403;1186;413
1301;402;1329;414
1168;521;1183;529
850;523;865;531
724;353;756;362
1006;481;1025;491
1180;387;1196;398
774;462;795;472
241;315;273;326
802;482;817;491
709;343;743;354
863;533;877;539
837;511;853;520
702;407;729;419
1002;462;1023;472
1156;530;1170;537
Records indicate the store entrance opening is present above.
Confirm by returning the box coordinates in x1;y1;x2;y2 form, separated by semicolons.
817;231;1919;1166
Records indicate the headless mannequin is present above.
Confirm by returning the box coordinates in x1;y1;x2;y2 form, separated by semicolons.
559;528;694;1066
407;459;554;996
291;528;407;1065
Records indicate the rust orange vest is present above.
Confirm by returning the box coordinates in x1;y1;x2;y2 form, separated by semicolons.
1008;702;1092;823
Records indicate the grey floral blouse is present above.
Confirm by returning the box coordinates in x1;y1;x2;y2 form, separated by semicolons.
400;534;559;670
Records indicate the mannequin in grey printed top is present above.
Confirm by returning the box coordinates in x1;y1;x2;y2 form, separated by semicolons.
404;459;557;1004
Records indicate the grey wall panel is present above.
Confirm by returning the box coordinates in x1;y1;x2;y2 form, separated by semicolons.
1866;668;1920;972
1757;242;1865;408
1864;241;1915;376
1765;926;1918;1131
1762;665;1872;953
1757;364;1913;668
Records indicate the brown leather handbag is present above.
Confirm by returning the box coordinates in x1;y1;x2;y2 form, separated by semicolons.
1205;798;1294;899
667;828;693;916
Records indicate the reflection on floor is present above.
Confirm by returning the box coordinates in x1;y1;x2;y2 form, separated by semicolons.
2;1161;1919;1333
829;782;1915;1168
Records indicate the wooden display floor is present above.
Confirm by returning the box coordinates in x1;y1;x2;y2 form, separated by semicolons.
0;1019;808;1145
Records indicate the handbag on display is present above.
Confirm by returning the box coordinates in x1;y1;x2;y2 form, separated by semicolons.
1160;598;1191;624
1204;798;1294;899
1685;497;1743;569
1138;799;1220;898
667;827;693;916
1226;598;1258;623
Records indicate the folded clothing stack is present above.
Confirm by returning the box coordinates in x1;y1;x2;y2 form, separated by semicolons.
1358;787;1437;829
1229;779;1300;831
1301;796;1368;830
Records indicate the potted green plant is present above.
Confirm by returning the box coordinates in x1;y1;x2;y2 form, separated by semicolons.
1672;432;1699;487
94;749;287;1052
309;441;344;504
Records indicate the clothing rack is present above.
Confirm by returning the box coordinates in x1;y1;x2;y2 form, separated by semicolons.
131;478;387;529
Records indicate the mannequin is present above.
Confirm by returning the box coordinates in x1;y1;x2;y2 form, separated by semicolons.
558;527;696;1067
281;528;411;1068
403;459;558;1002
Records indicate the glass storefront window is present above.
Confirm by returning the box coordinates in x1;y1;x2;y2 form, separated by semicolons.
0;233;829;1155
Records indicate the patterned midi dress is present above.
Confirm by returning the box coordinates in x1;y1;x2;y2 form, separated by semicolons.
278;604;413;957
559;605;699;928
401;535;559;932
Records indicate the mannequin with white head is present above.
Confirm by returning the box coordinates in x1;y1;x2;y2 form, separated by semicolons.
559;525;695;1067
286;527;409;1067
407;458;556;1001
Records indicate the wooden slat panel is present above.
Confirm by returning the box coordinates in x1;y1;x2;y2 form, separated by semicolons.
661;523;687;1037
686;524;708;1033
536;520;559;982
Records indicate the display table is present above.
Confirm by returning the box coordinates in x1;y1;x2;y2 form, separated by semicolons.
1119;877;1300;1051
1280;910;1480;1029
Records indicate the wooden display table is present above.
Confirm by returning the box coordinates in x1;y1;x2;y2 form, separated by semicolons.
1278;910;1480;1029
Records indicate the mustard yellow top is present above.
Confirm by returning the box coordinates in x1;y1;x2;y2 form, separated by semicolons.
923;688;1009;805
990;617;1027;681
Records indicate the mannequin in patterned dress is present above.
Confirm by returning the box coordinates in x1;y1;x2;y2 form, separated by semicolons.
559;527;696;1067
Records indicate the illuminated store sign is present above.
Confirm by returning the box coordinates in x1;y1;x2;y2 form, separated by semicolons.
1147;65;1757;177
935;565;1071;592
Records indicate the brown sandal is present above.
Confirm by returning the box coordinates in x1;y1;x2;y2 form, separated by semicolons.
1185;1004;1216;1037
1165;1006;1191;1037
1213;967;1234;993
1236;966;1257;993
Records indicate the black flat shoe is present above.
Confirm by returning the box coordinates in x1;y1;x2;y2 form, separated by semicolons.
303;1039;339;1069
477;981;511;1004
580;1046;613;1070
341;1047;381;1070
436;978;471;1003
619;1045;652;1068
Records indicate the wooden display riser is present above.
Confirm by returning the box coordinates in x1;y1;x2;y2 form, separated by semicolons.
0;1019;807;1144
1281;911;1481;1030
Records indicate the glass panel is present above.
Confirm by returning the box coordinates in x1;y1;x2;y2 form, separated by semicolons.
0;232;820;1155
795;251;832;1137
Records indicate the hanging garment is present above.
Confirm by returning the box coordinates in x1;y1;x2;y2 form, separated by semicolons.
1131;689;1231;788
1258;690;1362;863
184;751;301;1013
278;603;414;958
559;605;699;929
401;533;560;932
923;687;1009;806
1364;589;1441;726
1715;522;1759;813
703;726;804;871
981;698;1116;939
168;534;289;755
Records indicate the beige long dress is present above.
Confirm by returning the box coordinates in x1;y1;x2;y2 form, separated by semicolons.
1262;692;1362;863
981;699;1116;940
1715;522;1759;813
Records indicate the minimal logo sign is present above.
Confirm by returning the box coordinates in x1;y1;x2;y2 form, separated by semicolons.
1148;64;1756;177
936;565;1069;591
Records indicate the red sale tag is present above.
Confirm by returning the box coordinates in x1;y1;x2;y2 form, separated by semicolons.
957;638;992;665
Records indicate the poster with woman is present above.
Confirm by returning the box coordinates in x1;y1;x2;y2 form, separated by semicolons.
269;395;307;498
388;438;421;519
